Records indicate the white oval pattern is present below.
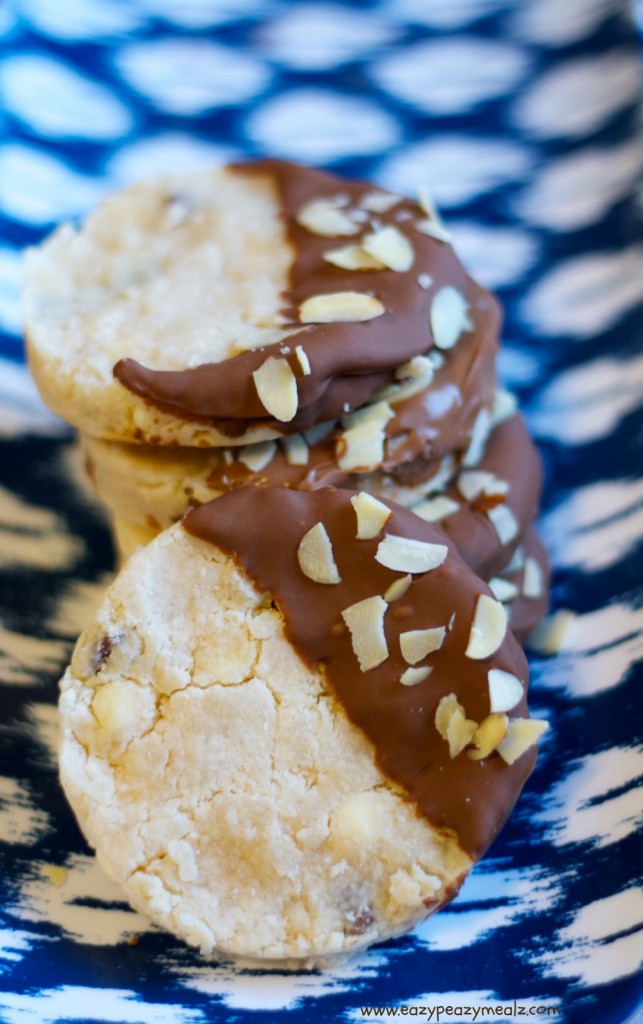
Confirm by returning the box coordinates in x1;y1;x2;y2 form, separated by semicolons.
513;51;643;138
522;247;643;338
114;39;271;115
258;4;398;70
515;137;643;230
370;37;530;114
246;89;400;162
0;144;106;224
380;136;533;206
1;54;133;139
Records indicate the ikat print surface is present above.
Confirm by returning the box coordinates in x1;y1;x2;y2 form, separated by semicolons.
0;2;642;1022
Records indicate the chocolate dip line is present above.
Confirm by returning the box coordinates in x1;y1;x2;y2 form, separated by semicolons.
114;160;500;437
184;486;536;860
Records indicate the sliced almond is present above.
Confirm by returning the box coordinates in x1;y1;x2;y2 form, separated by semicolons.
488;577;519;603
491;389;518;426
415;218;451;243
323;244;384;271
488;668;524;713
238;440;277;472
496;718;549;765
527;610;576;655
465;594;507;660
296;197;358;237
373;355;434;403
487;504;519;545
299;291;385;323
435;693;478;759
252;357;298;423
341;595;389;671
295;345;311;375
462;408;492;467
400;665;432;687
467;713;509;760
376;534;448;574
430;287;471;350
522;556;544;598
457;470;496;502
383;575;412;603
504;544;526;574
351;492;392;539
281;433;309;466
400;626;445;665
417;186;450;241
297;522;341;585
337;401;393;472
362;225;414;272
412;495;460;523
360;190;401;213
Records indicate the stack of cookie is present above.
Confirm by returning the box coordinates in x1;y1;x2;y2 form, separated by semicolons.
25;160;548;640
24;160;550;964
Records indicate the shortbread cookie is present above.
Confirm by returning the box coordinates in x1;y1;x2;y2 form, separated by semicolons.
82;401;538;588
26;160;499;447
59;486;546;964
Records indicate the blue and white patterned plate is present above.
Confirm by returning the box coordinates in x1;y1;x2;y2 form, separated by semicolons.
0;2;641;1022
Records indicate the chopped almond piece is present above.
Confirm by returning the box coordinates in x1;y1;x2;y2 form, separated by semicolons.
341;595;389;671
297;522;341;585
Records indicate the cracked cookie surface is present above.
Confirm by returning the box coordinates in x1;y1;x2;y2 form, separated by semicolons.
59;521;471;964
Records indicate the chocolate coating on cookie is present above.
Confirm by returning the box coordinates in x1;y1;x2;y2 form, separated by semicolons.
115;160;500;436
431;414;543;579
184;486;537;859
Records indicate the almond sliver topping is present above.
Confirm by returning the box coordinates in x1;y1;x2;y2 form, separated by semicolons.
487;504;519;545
435;693;478;759
362;225;414;272
488;668;523;713
465;594;507;659
400;666;432;687
467;713;509;760
299;292;385;323
496;718;549;765
488;577;519;603
383;574;412;603
457;470;496;502
296;197;359;237
430;286;471;350
375;534;448;574
297;522;341;585
351;492;392;539
337;401;393;472
295;345;311;375
238;440;277;472
400;627;445;665
413;496;460;523
522;556;544;598
341;595;389;671
323;244;384;271
281;433;309;466
252;357;298;422
360;190;401;213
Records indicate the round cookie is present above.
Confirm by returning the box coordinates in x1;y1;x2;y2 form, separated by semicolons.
25;160;499;447
59;486;546;964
